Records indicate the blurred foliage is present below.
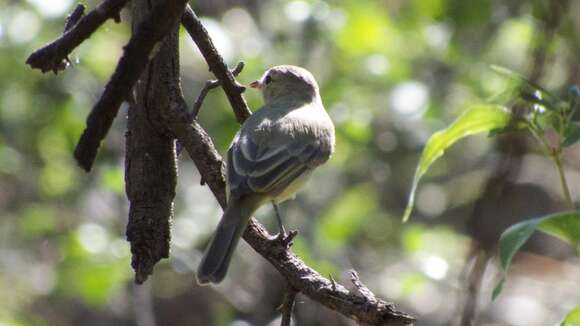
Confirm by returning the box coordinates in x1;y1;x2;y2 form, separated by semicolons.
400;63;580;301
1;0;579;325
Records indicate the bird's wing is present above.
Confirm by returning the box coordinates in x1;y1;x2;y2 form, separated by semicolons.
227;130;327;199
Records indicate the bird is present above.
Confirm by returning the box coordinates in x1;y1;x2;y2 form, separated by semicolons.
196;65;335;285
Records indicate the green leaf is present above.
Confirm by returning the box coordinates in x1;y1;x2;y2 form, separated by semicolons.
563;122;580;147
402;105;513;222
493;211;580;300
497;219;542;272
560;306;580;326
537;212;580;246
536;110;559;131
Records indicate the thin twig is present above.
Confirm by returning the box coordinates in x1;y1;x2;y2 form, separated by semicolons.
181;5;252;123
73;0;188;171
350;270;377;303
528;124;575;209
329;274;337;291
189;62;245;121
64;4;86;32
280;284;298;326
26;0;129;73
460;248;491;326
190;80;220;120
175;62;245;158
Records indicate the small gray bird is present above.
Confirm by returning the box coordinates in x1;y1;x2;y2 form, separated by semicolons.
197;65;335;285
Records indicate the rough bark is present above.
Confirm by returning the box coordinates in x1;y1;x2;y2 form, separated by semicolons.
124;0;183;284
73;0;188;171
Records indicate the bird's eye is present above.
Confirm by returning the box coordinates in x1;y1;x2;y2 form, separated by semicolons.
264;75;272;85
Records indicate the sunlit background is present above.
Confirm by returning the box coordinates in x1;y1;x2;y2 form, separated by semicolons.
1;0;579;325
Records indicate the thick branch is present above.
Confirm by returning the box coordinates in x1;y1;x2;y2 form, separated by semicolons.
124;0;182;284
162;94;414;325
26;0;128;73
181;5;252;123
73;0;188;171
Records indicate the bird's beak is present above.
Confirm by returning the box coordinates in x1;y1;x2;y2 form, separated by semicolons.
249;80;262;89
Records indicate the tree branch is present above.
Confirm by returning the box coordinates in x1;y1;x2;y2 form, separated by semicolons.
26;0;128;73
181;5;252;123
73;0;188;171
64;4;86;33
124;0;183;284
175;62;245;158
189;62;246;121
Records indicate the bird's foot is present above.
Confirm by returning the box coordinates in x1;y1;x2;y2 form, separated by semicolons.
276;230;298;249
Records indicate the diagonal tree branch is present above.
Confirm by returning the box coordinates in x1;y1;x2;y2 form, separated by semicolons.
63;4;87;32
181;5;252;123
26;0;128;73
73;0;188;171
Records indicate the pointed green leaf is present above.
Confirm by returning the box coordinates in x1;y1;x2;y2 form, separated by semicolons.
491;218;541;300
537;211;580;246
563;122;580;147
493;211;580;300
560;306;580;326
403;105;513;222
498;218;542;271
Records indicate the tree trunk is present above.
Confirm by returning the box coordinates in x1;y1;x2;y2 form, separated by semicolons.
125;0;179;284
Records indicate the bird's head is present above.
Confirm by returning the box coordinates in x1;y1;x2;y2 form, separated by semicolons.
250;65;320;105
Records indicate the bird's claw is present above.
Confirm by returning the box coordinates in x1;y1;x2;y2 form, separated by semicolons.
276;230;298;248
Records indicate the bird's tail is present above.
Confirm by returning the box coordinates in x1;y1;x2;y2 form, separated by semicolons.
196;197;258;285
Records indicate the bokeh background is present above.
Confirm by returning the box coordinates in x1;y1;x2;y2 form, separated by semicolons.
1;0;579;325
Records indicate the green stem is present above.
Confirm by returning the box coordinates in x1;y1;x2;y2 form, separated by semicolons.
528;124;552;157
552;150;574;210
528;123;574;210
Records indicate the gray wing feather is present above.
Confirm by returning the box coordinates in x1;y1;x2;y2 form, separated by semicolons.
227;135;325;198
